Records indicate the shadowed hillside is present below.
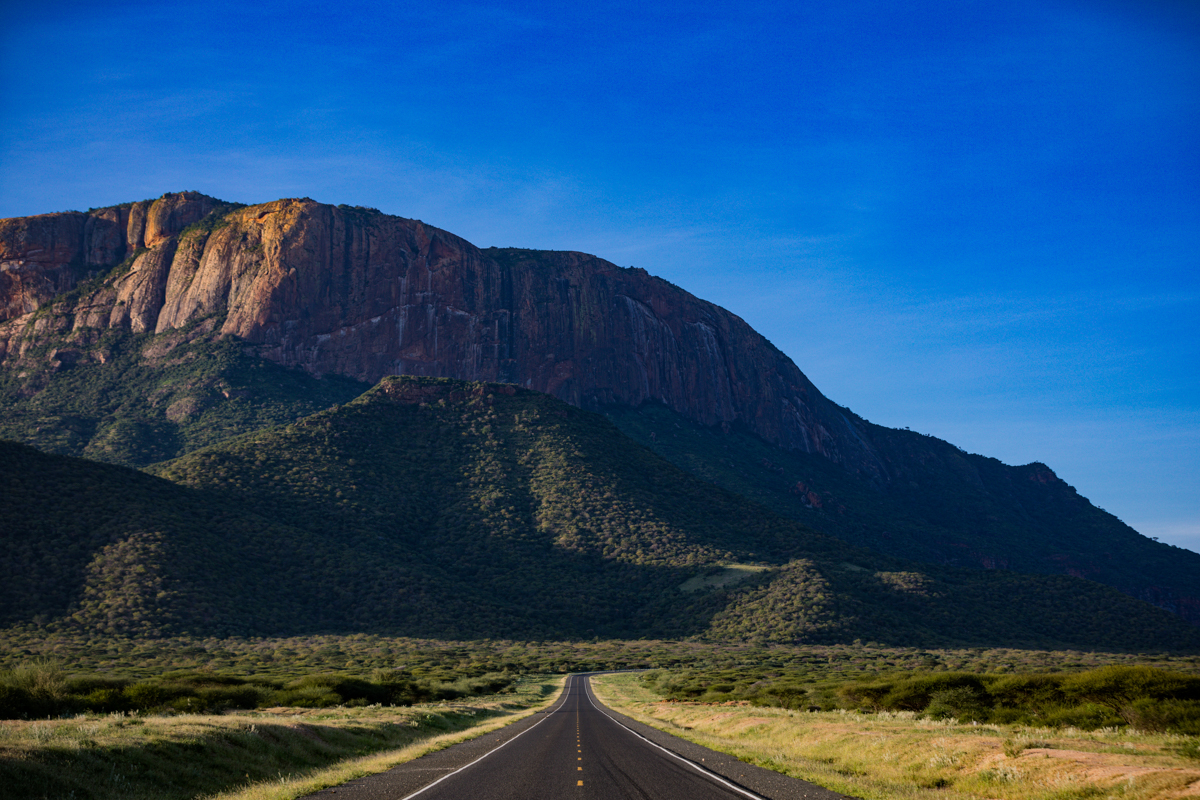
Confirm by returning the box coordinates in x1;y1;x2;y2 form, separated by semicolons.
2;376;1197;651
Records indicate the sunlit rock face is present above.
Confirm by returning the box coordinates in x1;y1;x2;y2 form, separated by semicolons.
0;194;885;476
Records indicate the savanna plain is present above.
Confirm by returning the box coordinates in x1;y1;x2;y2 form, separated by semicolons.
2;636;1199;800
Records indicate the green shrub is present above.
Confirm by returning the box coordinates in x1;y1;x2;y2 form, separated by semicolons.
0;661;71;717
924;686;988;722
1040;703;1118;729
1063;666;1200;712
989;674;1066;709
196;685;265;711
1121;699;1200;734
874;673;988;712
0;685;38;718
81;687;130;713
124;682;177;710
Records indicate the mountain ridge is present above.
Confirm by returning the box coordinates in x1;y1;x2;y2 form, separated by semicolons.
2;191;1196;627
0;192;884;475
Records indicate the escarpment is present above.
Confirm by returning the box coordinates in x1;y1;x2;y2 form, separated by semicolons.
3;192;1198;629
0;193;885;477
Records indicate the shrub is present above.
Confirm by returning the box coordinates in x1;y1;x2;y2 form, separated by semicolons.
1121;699;1200;734
925;686;988;722
0;685;38;719
1062;666;1200;712
1040;703;1118;729
871;673;988;713
989;674;1066;709
0;661;72;717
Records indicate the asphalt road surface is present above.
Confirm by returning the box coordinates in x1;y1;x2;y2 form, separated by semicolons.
304;674;852;800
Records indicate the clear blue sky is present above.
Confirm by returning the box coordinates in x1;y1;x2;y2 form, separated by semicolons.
2;0;1197;551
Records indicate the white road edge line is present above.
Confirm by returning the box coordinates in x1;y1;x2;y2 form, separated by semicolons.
396;680;574;800
583;676;769;800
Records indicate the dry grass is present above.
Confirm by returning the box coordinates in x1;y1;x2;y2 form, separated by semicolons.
592;673;1200;800
0;675;563;800
678;564;773;593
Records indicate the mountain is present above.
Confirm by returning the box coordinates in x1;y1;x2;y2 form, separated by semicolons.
1;192;1196;627
0;192;877;468
2;375;1197;651
603;403;1200;625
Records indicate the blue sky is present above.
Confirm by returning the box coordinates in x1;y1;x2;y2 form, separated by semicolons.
2;0;1197;551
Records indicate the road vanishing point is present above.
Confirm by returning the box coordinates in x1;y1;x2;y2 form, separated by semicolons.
303;674;852;800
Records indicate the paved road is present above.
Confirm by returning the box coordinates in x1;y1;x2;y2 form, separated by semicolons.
304;674;852;800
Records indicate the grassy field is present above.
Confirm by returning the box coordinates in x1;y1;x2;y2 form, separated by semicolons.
592;672;1200;800
0;675;563;800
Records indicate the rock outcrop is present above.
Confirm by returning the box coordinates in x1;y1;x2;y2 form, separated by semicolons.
0;193;885;477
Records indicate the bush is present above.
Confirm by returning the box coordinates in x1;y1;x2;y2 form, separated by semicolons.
855;673;988;713
1063;666;1200;712
1121;699;1200;734
196;685;265;711
989;674;1066;709
81;687;130;713
925;686;988;722
0;661;72;717
1040;703;1118;729
124;682;176;710
0;685;38;718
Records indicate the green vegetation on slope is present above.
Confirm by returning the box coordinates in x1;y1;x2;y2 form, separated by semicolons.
3;376;1198;650
0;324;368;467
604;402;1200;623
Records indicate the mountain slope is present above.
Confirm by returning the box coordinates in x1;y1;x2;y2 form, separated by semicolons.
0;321;368;465
605;403;1200;625
3;376;1197;651
1;192;1195;625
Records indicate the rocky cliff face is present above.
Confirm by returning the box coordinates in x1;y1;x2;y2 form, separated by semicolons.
0;193;886;477
0;192;220;322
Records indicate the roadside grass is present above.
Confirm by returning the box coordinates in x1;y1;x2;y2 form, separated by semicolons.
592;673;1200;800
0;675;563;800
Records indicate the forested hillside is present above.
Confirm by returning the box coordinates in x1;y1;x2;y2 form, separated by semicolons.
3;376;1196;651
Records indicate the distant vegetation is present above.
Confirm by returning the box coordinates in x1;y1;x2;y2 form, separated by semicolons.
178;201;246;238
2;634;1198;722
0;660;515;719
640;664;1200;734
